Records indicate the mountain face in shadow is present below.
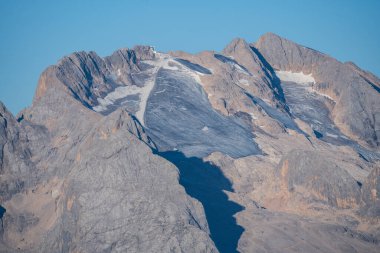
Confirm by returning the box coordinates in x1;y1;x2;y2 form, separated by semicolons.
158;151;244;253
0;205;5;229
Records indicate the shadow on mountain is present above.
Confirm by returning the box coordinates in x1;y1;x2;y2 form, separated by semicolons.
0;205;6;229
157;151;244;253
250;46;287;103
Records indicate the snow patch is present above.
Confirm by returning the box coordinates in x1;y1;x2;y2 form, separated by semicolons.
326;132;338;138
93;53;209;126
162;60;180;71
249;113;257;120
310;89;335;102
232;63;250;75
275;70;315;84
202;126;209;132
93;85;141;111
154;89;166;94
239;79;249;86
93;55;164;125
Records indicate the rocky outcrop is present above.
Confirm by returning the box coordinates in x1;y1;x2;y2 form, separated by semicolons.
1;103;217;252
222;38;285;105
33;46;156;110
0;102;36;202
277;150;361;209
360;166;380;217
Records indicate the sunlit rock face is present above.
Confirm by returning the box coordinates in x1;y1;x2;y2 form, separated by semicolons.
255;32;380;149
1;33;380;253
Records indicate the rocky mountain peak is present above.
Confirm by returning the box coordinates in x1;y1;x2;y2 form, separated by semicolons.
1;33;380;253
223;38;251;55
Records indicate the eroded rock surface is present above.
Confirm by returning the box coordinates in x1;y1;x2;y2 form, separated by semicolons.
1;33;380;253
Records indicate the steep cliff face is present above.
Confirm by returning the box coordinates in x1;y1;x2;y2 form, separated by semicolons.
255;32;380;149
1;108;216;252
1;33;380;253
1;102;217;253
33;46;155;108
0;103;36;202
361;166;380;217
277;150;362;209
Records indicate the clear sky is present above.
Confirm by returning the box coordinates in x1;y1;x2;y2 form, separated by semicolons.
1;0;379;115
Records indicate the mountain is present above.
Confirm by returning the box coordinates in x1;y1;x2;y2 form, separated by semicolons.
1;33;379;253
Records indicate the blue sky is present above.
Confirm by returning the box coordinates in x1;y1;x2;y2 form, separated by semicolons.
1;0;379;115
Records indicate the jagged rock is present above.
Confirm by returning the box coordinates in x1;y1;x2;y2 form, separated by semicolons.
255;32;380;149
0;105;217;252
222;38;285;104
1;32;380;253
0;102;36;202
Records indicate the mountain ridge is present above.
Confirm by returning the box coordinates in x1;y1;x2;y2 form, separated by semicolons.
1;32;379;253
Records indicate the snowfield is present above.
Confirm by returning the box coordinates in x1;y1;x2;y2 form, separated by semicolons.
275;70;315;84
93;53;212;126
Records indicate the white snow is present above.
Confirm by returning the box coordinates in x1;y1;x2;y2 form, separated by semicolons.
93;85;141;112
228;62;249;75
309;88;335;102
312;119;323;125
93;53;210;126
239;79;249;86
249;113;257;120
275;70;315;84
154;89;166;94
134;78;155;125
162;60;180;71
276;70;335;101
93;55;163;126
326;132;338;138
202;126;209;132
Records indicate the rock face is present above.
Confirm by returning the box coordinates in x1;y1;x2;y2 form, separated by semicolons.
361;166;380;217
1;33;380;253
0;46;218;251
0;106;217;253
277;150;361;209
0;103;36;202
255;32;380;149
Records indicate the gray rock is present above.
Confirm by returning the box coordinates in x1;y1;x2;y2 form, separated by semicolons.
360;166;380;217
277;149;362;208
255;32;380;149
1;103;217;252
1;32;380;253
238;209;379;253
0;102;36;202
145;68;260;158
38;109;217;253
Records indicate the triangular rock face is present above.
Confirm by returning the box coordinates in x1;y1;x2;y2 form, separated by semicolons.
1;102;218;252
223;37;286;104
255;32;380;149
1;33;380;253
255;32;328;73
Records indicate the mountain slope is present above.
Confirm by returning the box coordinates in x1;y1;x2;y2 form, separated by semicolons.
255;32;380;149
1;33;380;253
